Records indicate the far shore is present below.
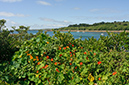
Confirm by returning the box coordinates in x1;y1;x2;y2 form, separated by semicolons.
45;29;129;32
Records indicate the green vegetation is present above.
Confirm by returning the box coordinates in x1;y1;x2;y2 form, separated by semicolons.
0;19;43;63
56;21;129;30
0;19;129;85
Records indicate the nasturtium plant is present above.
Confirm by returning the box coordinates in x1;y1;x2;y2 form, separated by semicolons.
0;30;129;85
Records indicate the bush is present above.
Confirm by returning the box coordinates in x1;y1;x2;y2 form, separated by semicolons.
1;31;129;85
0;20;43;63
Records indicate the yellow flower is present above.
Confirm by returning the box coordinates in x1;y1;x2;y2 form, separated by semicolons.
41;54;43;56
35;74;39;77
80;77;83;80
20;56;22;58
88;73;94;82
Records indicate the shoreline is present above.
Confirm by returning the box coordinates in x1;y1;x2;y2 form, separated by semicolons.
46;30;129;32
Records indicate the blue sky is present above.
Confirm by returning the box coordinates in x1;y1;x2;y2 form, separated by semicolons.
0;0;129;29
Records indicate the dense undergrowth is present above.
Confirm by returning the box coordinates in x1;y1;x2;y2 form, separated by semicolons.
0;19;129;85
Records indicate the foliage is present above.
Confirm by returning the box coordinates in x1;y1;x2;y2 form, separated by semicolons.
0;19;43;63
0;30;129;85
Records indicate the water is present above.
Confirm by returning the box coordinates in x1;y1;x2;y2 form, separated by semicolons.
26;30;108;40
13;30;109;40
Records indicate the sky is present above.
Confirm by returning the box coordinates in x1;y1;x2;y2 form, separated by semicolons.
0;0;129;29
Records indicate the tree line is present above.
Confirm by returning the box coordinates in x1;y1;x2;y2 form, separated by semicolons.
57;21;129;30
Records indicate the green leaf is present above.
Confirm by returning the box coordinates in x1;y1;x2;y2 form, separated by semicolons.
58;74;64;83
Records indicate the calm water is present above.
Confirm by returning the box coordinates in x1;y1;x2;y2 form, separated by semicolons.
26;30;109;40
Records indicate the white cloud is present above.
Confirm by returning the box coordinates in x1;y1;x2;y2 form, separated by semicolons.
73;7;80;10
37;1;51;6
39;17;72;24
0;12;29;17
0;0;22;2
31;24;66;29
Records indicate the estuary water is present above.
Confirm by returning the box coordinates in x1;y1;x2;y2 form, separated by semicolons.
26;30;108;40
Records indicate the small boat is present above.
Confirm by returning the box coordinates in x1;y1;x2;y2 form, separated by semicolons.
77;31;80;32
101;33;104;35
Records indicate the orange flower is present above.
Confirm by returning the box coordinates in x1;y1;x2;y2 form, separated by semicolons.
86;57;88;60
70;58;72;61
39;75;41;78
66;46;69;48
97;61;101;65
69;63;72;65
46;42;49;44
69;43;71;44
33;59;36;61
98;77;101;80
75;66;77;69
58;62;61;65
80;62;83;65
36;70;39;73
73;53;75;55
44;65;48;69
81;47;83;49
51;58;53;61
27;53;30;56
37;62;40;65
59;54;62;57
46;56;49;59
72;44;74;47
70;54;72;57
72;77;74;79
37;58;39;61
42;66;45;69
25;51;29;53
54;62;57;65
40;58;42;60
30;55;33;59
56;68;60;72
44;52;46;54
112;72;117;75
94;53;96;56
48;79;50;82
70;52;72;54
36;56;38;59
63;47;66;50
84;52;87;54
59;47;61;50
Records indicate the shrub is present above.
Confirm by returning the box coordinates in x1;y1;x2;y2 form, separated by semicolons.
1;31;129;85
0;20;43;63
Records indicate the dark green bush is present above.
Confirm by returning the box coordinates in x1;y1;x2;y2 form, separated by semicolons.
0;19;43;63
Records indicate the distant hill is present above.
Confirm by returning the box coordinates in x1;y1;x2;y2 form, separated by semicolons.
55;21;129;30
